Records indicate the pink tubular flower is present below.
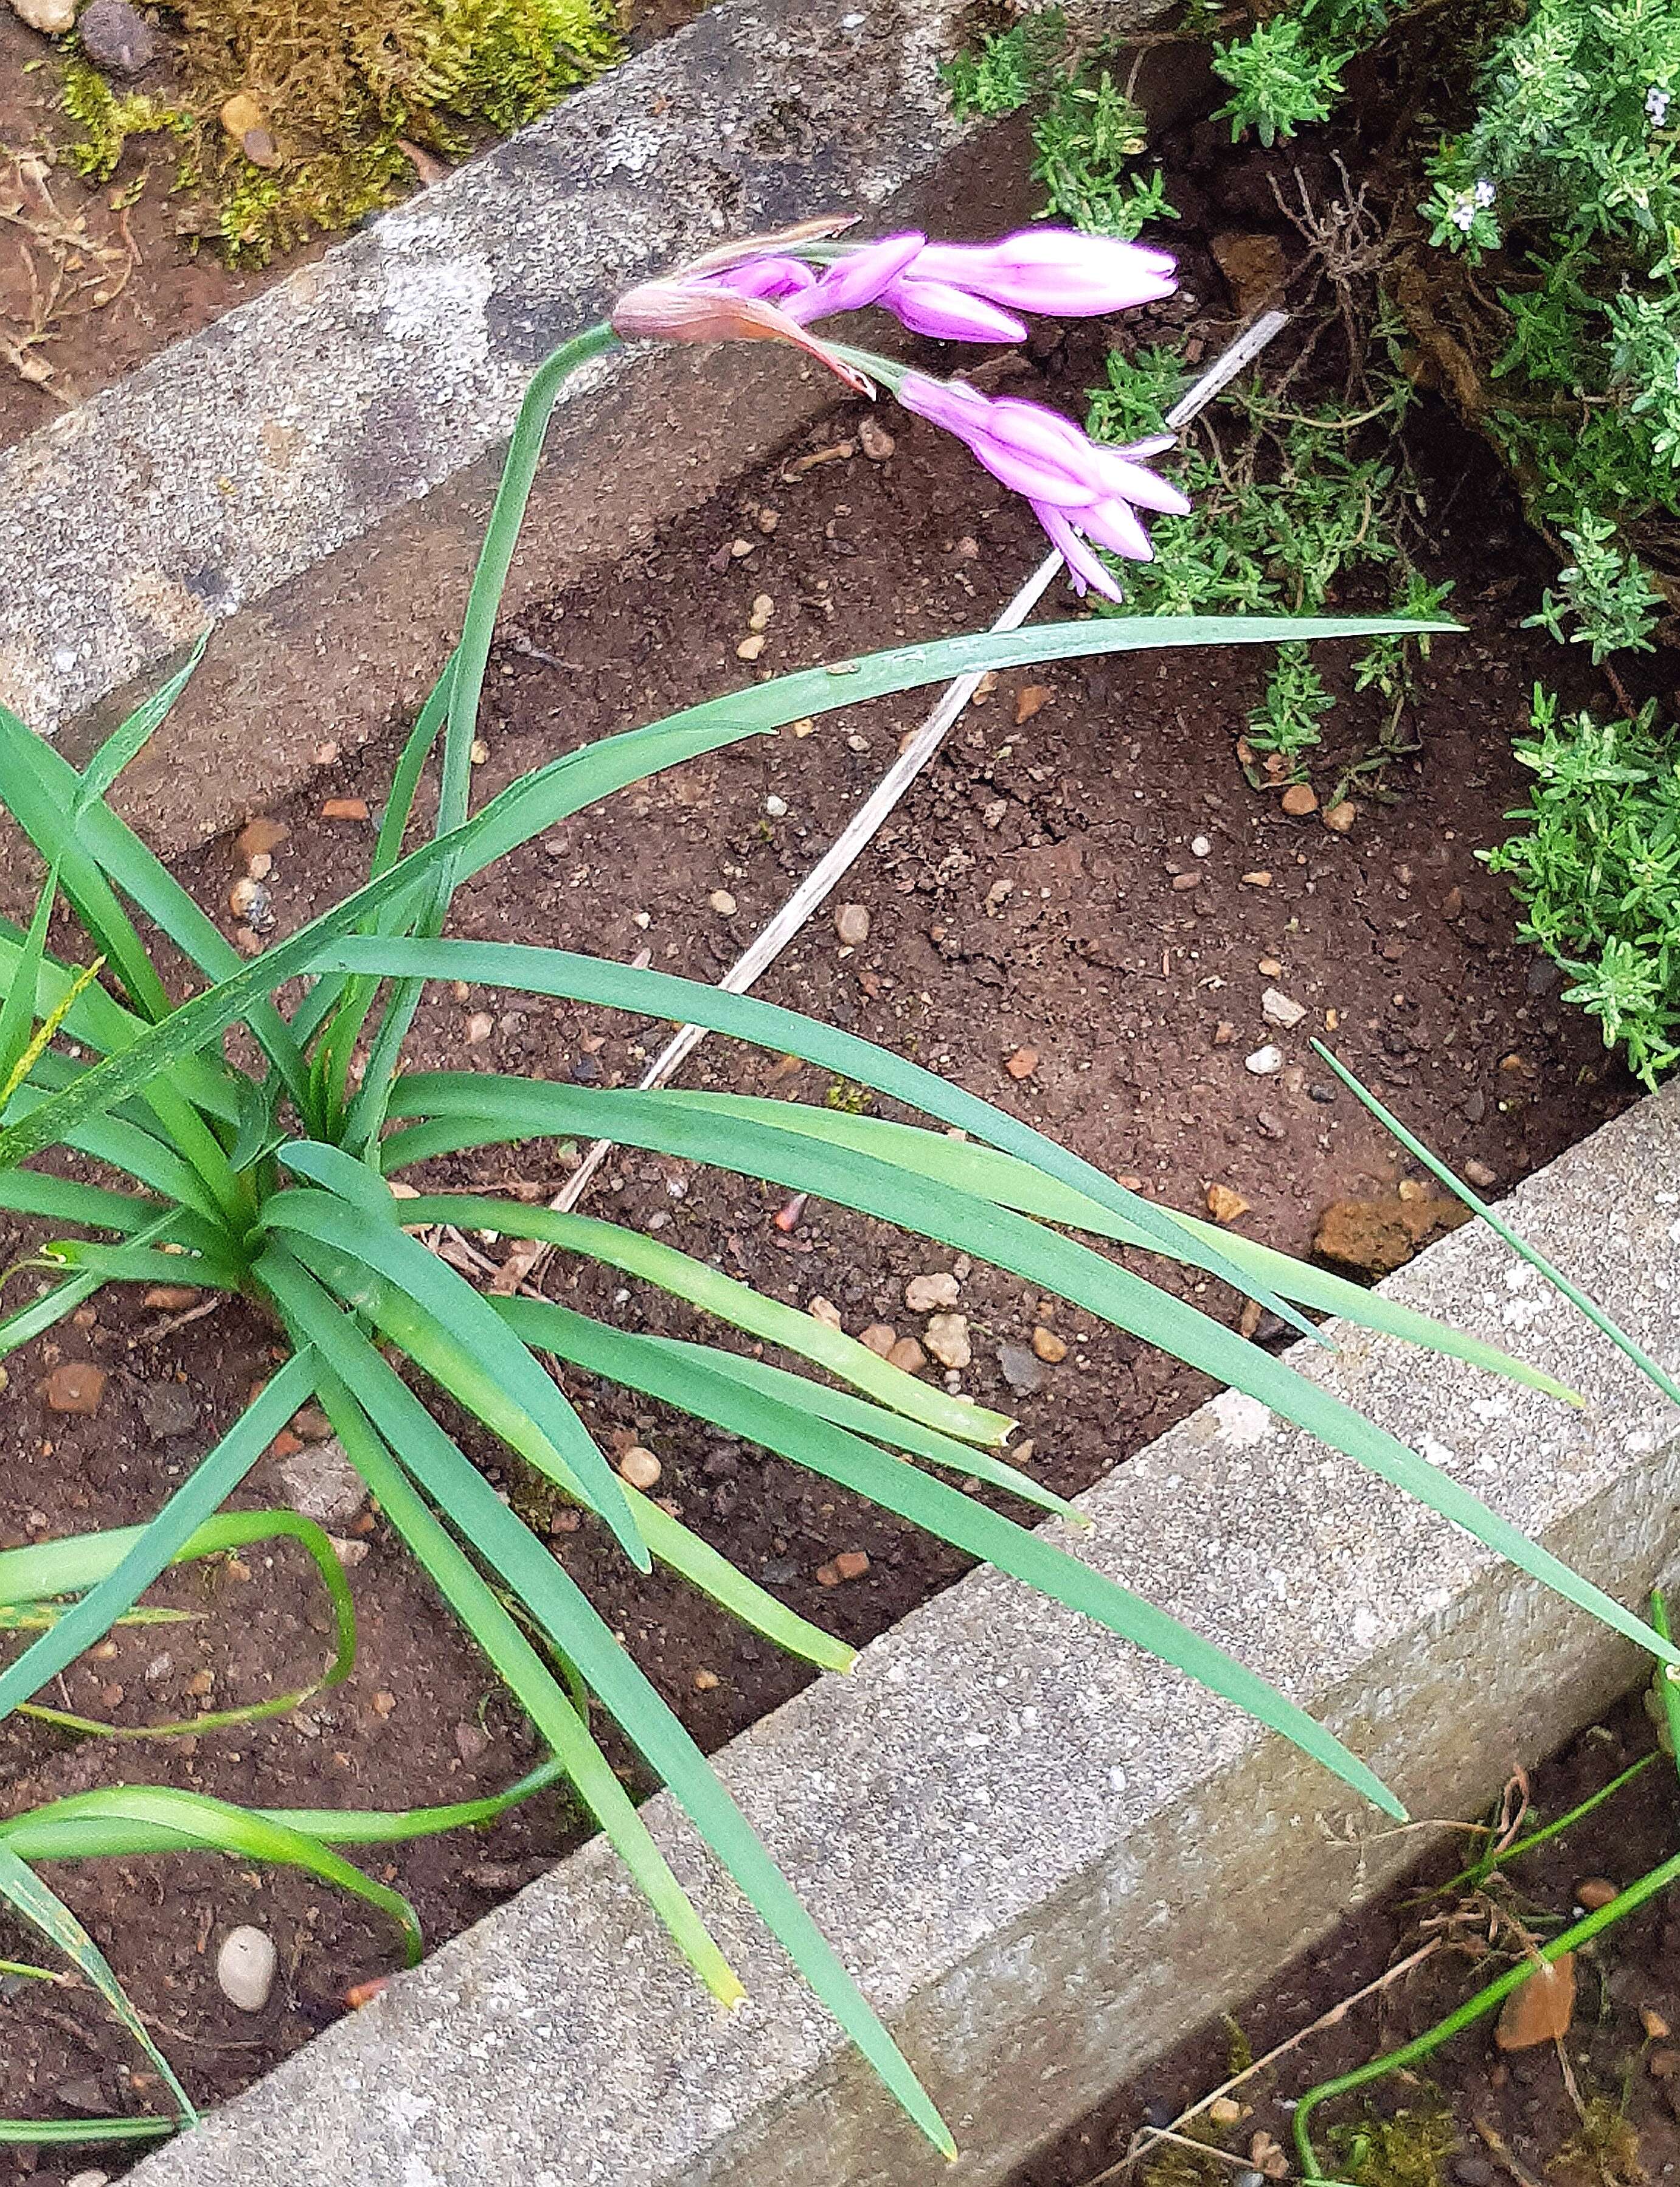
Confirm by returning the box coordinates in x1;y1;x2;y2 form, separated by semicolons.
896;370;1190;600
611;221;1189;589
714;225;1179;346
904;229;1178;318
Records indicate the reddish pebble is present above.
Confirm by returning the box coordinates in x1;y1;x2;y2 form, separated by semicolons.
321;797;369;822
237;817;288;863
40;1362;106;1416
344;1977;389;2009
1280;784;1318;817
1006;1046;1039;1080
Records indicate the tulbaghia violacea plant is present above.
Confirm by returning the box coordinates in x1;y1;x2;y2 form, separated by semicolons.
0;220;1650;2155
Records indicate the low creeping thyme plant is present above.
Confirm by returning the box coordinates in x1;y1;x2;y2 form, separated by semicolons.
0;219;1662;2153
1203;0;1680;1079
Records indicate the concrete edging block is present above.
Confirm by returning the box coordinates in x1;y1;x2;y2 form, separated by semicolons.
127;1086;1680;2186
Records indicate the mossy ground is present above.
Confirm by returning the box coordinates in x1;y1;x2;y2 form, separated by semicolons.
60;0;622;263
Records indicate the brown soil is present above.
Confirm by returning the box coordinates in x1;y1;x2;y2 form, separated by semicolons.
0;123;1642;2182
0;0;710;452
1012;1688;1680;2187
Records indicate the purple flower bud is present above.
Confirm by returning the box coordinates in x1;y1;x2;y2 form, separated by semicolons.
710;256;819;302
876;273;1028;344
897;369;1187;599
782;232;928;325
907;229;1177;317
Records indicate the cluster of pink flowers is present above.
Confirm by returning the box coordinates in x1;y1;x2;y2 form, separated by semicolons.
611;220;1189;601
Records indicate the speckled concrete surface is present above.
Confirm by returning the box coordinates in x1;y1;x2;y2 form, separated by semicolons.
128;1087;1680;2186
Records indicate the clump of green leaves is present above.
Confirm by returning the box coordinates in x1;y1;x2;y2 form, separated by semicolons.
1484;690;1680;1083
942;10;1178;237
60;55;192;183
1211;17;1349;146
1195;0;1680;1077
1524;514;1664;666
1328;2105;1456;2187
1088;339;1435;784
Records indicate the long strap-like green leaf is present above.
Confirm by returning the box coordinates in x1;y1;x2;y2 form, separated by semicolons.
0;613;1449;1188
383;1069;1679;1671
254;1241;956;2156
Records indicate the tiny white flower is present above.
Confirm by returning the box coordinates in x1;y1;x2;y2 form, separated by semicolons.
1648;85;1671;125
1473;176;1496;207
1452;200;1477;232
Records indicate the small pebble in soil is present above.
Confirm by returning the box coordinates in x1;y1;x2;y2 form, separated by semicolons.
1030;1326;1067;1364
618;1446;661;1490
1257;956;1283;978
1464;1158;1498;1188
1006;1045;1039;1080
1206;1183;1250;1223
905;1271;960;1313
1208;2098;1242;2127
693;1667;720;1691
465;1010;494;1044
77;0;163;71
924;1312;971;1371
40;1361;106;1416
835;902;870;947
765;794;788;818
1190;835;1212;858
277;1436;365;1524
216;1925;278;2013
219;92;266;141
1280;784;1318;816
887;1336;926;1375
66;2170;113;2187
1241;870;1272;888
709;889;737;916
998;1344;1044;1396
1170;871;1200;892
1323;799;1357;833
139;1380;200;1441
859;1323;897;1358
736;633;766;662
1574;1876;1619;1910
1244;1045;1284;1077
859;416;895;461
1262;987;1308;1029
1644;2007;1671;2041
816;1549;870;1587
1494;1952;1575;2048
143;1283;200;1312
371;1689;397;1718
1015;685;1052;725
321;796;369;822
808;1297;842;1329
10;0;75;30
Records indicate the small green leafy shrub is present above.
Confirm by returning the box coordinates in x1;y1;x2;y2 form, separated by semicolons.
943;8;1179;238
1088;336;1448;786
948;0;1680;1079
1484;692;1680;1082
